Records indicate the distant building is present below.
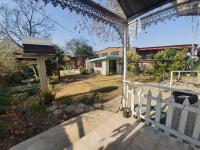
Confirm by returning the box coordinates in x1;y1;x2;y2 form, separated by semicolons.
136;44;198;59
86;44;198;76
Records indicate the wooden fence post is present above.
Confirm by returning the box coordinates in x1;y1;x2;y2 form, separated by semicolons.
192;105;200;140
155;92;162;127
137;87;142;120
178;98;190;141
165;95;175;135
131;87;134;116
145;90;152;125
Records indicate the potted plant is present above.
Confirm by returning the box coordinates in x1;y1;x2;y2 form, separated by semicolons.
122;107;131;118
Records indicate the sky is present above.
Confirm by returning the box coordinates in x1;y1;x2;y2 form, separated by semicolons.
1;0;200;51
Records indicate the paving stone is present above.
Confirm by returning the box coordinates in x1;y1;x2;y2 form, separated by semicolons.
77;103;86;108
58;104;66;109
53;109;63;116
64;105;76;113
75;107;84;114
46;104;57;112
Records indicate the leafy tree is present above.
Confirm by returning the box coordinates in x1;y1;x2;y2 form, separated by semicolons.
45;45;68;76
127;50;141;75
0;39;20;84
65;39;94;57
153;48;189;79
171;49;188;71
0;0;54;47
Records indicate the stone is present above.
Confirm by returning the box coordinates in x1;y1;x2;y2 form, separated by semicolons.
74;107;84;114
53;109;63;117
84;105;94;112
16;104;27;113
64;105;76;113
93;103;103;109
46;104;57;112
58;104;66;109
77;103;86;108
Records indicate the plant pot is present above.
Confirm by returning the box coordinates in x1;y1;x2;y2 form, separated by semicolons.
123;110;130;118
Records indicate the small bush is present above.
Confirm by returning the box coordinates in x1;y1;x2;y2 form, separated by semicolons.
60;96;73;105
0;121;10;139
30;103;46;114
11;92;29;105
80;67;88;75
0;95;10;114
42;91;55;106
93;92;103;103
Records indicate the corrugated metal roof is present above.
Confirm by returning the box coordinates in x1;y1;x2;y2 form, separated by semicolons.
90;56;122;62
117;0;171;19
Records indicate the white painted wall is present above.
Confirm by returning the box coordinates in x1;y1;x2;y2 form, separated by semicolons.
117;61;122;74
102;60;109;75
85;58;92;73
93;60;109;75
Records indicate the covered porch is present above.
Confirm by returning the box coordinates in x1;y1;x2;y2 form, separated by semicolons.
10;0;200;149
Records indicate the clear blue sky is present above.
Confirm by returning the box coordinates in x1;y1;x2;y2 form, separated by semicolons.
1;0;200;51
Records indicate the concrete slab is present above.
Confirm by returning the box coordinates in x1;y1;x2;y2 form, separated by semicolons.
9;110;115;150
10;109;196;150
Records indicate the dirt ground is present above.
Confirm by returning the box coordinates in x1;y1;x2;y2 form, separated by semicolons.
54;73;123;102
0;72;123;150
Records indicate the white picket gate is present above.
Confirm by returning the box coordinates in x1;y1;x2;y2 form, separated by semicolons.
123;81;200;147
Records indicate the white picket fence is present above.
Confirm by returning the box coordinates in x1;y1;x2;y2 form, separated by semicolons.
123;81;200;147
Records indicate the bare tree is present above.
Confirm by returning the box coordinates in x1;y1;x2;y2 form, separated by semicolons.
0;0;54;47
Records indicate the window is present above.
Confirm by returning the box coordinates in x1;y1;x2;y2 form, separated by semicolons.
101;53;108;57
110;51;119;56
95;62;102;68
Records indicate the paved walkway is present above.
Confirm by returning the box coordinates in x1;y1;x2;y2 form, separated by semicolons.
10;110;196;150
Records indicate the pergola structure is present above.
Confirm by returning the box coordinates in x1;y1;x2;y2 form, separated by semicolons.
40;0;200;95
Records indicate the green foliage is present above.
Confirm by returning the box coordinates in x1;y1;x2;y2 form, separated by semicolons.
11;92;29;105
153;48;188;78
127;51;141;75
66;38;94;57
93;92;103;103
59;96;73;105
80;66;89;75
144;63;154;76
0;121;10;139
0;88;11;114
30;103;46;114
41;91;55;106
46;45;68;76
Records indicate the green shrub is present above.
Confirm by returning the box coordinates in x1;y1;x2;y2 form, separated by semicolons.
0;121;10;139
80;67;88;75
42;91;55;106
11;92;29;105
0;88;11;114
30;103;46;114
94;92;103;103
60;96;73;105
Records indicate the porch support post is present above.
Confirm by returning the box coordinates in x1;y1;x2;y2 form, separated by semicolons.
123;23;129;108
37;56;48;93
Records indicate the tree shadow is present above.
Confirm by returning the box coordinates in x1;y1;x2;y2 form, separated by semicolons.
59;74;96;84
98;120;145;150
57;86;118;104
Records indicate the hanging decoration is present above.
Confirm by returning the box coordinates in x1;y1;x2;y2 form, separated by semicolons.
37;0;125;37
175;0;200;16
